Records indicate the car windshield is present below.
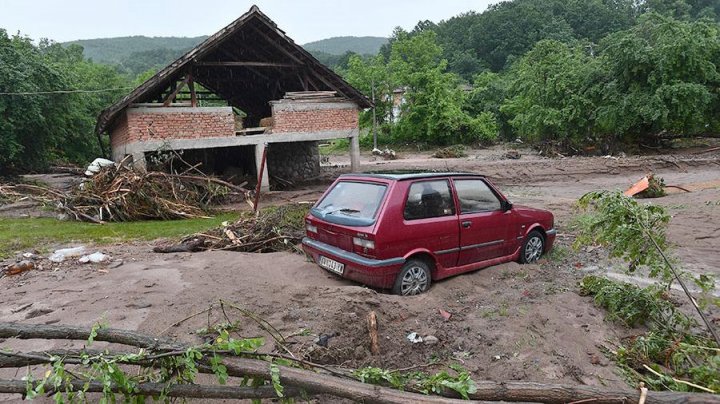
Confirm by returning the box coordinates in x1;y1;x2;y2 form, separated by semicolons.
312;181;387;226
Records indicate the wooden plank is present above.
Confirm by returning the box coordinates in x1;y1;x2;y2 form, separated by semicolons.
249;25;304;64
162;75;191;107
188;74;197;107
131;102;193;107
236;127;268;134
196;61;298;68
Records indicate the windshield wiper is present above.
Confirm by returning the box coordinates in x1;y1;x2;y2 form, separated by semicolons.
325;208;360;215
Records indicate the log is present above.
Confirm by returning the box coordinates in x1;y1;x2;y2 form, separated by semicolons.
220;357;720;404
2;322;718;404
368;311;380;355
0;322;180;352
220;357;476;404
0;379;299;400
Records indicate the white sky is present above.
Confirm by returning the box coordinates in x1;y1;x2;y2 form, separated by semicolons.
0;0;498;44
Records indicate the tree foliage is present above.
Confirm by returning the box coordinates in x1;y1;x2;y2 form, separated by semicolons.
0;31;128;172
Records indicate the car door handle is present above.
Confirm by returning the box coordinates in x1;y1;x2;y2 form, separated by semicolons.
461;221;472;228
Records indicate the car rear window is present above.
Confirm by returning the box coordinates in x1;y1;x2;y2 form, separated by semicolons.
311;181;387;226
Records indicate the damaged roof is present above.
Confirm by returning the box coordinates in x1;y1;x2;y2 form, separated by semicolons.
95;5;371;134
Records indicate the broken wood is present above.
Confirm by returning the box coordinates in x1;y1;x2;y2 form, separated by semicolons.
153;238;206;253
1;322;718;404
693;146;720;155
367;311;380;355
0;379;299;400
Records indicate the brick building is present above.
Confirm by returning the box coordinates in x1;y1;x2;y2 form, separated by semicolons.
96;6;371;191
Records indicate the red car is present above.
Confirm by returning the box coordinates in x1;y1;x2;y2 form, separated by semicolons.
302;172;555;295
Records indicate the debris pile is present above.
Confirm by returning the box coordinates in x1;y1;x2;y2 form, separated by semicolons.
624;174;667;198
155;203;311;254
433;145;467;159
371;147;398;160
1;165;249;223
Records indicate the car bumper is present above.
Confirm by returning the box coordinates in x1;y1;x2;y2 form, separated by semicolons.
545;228;557;252
302;237;405;289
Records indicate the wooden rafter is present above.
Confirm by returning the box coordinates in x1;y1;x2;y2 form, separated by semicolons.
162;75;191;107
195;61;298;68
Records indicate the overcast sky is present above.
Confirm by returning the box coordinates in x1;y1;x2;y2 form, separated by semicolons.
0;0;498;44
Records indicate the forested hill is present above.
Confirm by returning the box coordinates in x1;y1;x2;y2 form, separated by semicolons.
303;36;387;55
62;35;387;76
64;36;207;65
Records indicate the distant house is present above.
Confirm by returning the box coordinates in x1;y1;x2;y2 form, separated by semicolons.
96;6;371;190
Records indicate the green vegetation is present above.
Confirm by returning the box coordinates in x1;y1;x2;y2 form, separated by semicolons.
303;36;388;55
3;0;720;173
354;364;477;399
0;31;128;173
581;276;719;393
575;191;719;393
346;0;720;153
0;213;239;258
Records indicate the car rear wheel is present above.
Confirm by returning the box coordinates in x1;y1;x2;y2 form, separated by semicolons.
393;259;431;296
520;230;545;264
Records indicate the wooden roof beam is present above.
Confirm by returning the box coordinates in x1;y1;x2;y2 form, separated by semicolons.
195;61;298;68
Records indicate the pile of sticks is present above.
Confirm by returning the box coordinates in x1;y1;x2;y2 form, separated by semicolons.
0;166;249;223
61;165;248;222
156;203;310;253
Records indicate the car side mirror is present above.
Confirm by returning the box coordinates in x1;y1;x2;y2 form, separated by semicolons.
502;200;513;211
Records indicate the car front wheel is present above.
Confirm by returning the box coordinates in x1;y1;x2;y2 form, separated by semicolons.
393;259;431;296
520;230;545;264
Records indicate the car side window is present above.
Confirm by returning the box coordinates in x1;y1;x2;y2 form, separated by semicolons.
404;180;456;220
454;179;502;213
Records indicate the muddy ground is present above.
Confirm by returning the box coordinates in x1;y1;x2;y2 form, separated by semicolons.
1;145;719;402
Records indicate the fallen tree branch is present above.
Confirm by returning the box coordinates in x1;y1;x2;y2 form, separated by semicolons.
0;322;181;351
2;322;718;403
0;379;299;400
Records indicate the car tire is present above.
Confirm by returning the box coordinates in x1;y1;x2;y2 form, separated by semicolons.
392;259;432;296
519;230;545;264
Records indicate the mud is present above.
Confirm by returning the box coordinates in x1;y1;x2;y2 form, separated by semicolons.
1;146;719;402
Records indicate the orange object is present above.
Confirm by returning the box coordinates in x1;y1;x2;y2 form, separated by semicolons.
4;260;35;275
624;176;650;197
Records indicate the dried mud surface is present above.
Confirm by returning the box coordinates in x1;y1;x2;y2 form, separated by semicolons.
2;147;719;402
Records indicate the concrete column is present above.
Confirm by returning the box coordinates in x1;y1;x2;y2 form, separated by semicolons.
254;143;270;192
349;134;360;172
131;152;147;172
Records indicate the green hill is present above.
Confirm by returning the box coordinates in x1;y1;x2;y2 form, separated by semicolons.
302;36;387;55
63;36;207;65
62;35;385;76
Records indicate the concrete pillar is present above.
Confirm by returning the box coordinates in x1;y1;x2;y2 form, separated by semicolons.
349;134;360;172
131;152;147;172
254;143;270;192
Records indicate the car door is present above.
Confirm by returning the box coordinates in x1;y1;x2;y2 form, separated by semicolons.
454;178;513;266
400;179;460;270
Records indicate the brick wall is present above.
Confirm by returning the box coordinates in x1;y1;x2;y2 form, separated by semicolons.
110;114;129;150
270;101;359;133
109;107;235;147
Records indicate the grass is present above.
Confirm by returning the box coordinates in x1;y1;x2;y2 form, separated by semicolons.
0;213;240;258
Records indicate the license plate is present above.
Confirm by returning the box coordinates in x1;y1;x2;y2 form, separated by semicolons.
318;256;344;275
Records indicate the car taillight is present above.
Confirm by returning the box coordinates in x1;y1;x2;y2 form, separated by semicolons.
353;235;376;257
353;237;375;249
306;223;317;233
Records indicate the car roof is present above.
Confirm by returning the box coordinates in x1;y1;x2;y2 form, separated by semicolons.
339;171;484;181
